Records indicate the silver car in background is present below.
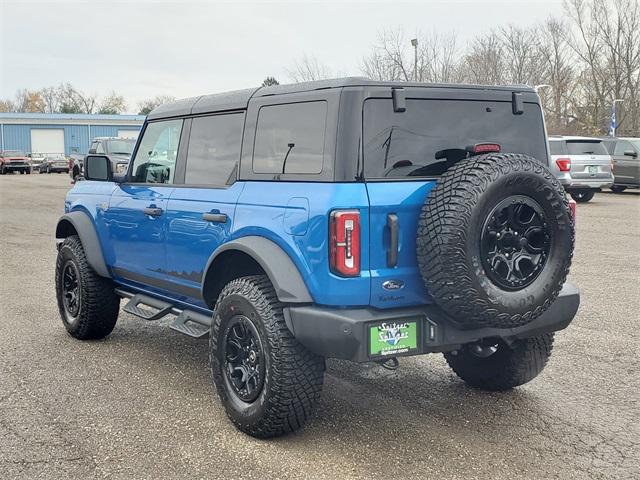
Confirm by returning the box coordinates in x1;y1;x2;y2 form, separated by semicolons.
548;136;614;202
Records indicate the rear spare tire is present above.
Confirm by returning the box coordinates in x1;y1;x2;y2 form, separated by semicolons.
417;153;574;329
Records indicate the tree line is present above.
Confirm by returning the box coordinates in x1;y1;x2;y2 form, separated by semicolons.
290;0;639;137
0;85;176;116
1;0;637;136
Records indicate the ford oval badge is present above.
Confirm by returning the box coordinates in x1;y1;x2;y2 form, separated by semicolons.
382;279;405;291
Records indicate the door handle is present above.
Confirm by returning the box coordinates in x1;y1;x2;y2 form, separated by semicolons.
387;213;399;267
143;207;163;217
202;212;228;223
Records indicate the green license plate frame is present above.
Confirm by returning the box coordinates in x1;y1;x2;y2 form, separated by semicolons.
368;319;420;359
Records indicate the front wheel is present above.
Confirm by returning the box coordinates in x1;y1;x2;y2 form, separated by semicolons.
55;236;120;339
444;333;554;391
570;190;595;203
210;275;325;438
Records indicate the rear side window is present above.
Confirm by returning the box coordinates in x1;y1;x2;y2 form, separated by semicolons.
363;98;548;179
613;140;632;156
253;101;327;174
566;140;608;156
549;141;566;155
185;113;244;186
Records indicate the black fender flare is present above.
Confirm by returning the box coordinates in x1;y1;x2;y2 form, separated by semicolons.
203;236;313;304
55;211;110;278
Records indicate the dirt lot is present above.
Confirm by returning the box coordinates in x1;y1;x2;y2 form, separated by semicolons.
0;173;638;480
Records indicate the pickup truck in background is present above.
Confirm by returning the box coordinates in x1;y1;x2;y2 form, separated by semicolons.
70;137;136;181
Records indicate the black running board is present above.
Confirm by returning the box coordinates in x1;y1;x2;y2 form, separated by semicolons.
116;289;211;338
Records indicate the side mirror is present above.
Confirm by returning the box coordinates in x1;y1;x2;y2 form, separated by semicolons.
623;150;638;158
84;155;112;182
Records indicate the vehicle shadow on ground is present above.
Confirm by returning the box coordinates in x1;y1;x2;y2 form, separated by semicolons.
99;315;550;445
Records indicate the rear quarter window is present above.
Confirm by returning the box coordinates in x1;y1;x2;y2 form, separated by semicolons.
253;101;327;174
549;141;566;155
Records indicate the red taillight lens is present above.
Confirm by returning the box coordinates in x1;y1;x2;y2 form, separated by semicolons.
472;143;501;154
569;198;577;222
329;210;360;277
556;157;571;172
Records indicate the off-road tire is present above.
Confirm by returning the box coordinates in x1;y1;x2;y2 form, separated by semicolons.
610;185;626;193
417;153;574;329
55;235;120;339
570;190;595;203
210;275;325;438
444;333;554;390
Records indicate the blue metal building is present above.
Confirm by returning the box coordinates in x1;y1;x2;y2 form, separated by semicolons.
0;113;145;155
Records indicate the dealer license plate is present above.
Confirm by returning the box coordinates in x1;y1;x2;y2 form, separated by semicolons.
588;165;598;175
369;321;418;357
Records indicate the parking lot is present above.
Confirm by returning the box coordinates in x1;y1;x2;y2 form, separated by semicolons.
0;173;638;480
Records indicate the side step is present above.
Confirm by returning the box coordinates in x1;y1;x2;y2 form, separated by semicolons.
169;310;211;338
116;289;212;338
122;293;173;321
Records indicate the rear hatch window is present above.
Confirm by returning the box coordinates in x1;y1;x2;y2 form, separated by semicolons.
566;140;608;156
363;98;548;179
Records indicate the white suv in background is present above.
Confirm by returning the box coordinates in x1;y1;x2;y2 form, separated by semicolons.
548;136;614;202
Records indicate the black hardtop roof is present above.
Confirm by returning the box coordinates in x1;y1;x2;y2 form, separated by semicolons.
147;77;537;120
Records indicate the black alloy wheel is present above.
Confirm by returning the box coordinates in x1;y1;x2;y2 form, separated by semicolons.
222;315;266;403
480;195;551;291
61;260;81;322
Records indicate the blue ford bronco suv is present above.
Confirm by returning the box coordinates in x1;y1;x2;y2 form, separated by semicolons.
55;78;579;438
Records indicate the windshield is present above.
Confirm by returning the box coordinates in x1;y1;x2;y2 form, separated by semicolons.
107;140;135;155
566;140;608;156
2;150;26;157
363;98;548;178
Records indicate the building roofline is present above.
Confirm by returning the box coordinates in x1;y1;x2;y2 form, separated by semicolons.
0;113;146;121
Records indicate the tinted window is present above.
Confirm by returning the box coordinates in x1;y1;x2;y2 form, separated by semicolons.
549;140;566;155
130;119;183;184
363;99;548;178
185;113;243;186
613;140;633;156
253;101;327;174
566;140;608;156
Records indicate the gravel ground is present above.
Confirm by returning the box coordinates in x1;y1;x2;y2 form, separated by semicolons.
1;173;638;480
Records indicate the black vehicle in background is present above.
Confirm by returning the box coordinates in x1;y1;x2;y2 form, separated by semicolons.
70;137;136;181
601;137;640;192
40;153;69;174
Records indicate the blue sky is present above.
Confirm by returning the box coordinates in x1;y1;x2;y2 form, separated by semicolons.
1;0;564;112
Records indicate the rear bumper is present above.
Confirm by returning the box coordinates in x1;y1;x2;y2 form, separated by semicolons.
285;283;580;362
567;179;613;190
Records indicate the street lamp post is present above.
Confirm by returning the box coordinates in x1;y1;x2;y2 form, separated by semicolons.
411;38;418;82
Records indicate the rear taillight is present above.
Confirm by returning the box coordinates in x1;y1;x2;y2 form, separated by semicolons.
329;210;360;277
569;198;577;222
556;157;571;172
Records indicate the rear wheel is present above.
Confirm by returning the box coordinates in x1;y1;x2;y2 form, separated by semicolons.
570;190;595;203
610;185;627;193
55;236;120;339
210;275;325;438
444;334;554;390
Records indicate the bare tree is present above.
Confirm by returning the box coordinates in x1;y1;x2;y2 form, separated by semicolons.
0;99;16;112
462;32;505;85
362;29;462;83
137;95;176;115
98;92;127;114
287;54;332;82
261;76;280;87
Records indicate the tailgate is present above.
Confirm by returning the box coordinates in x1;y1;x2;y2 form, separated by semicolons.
570;154;612;180
366;181;436;309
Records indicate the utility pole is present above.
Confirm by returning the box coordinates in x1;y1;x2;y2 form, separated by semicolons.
411;38;418;82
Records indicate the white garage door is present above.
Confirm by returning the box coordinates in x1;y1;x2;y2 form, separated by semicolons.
31;129;65;154
117;130;139;139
